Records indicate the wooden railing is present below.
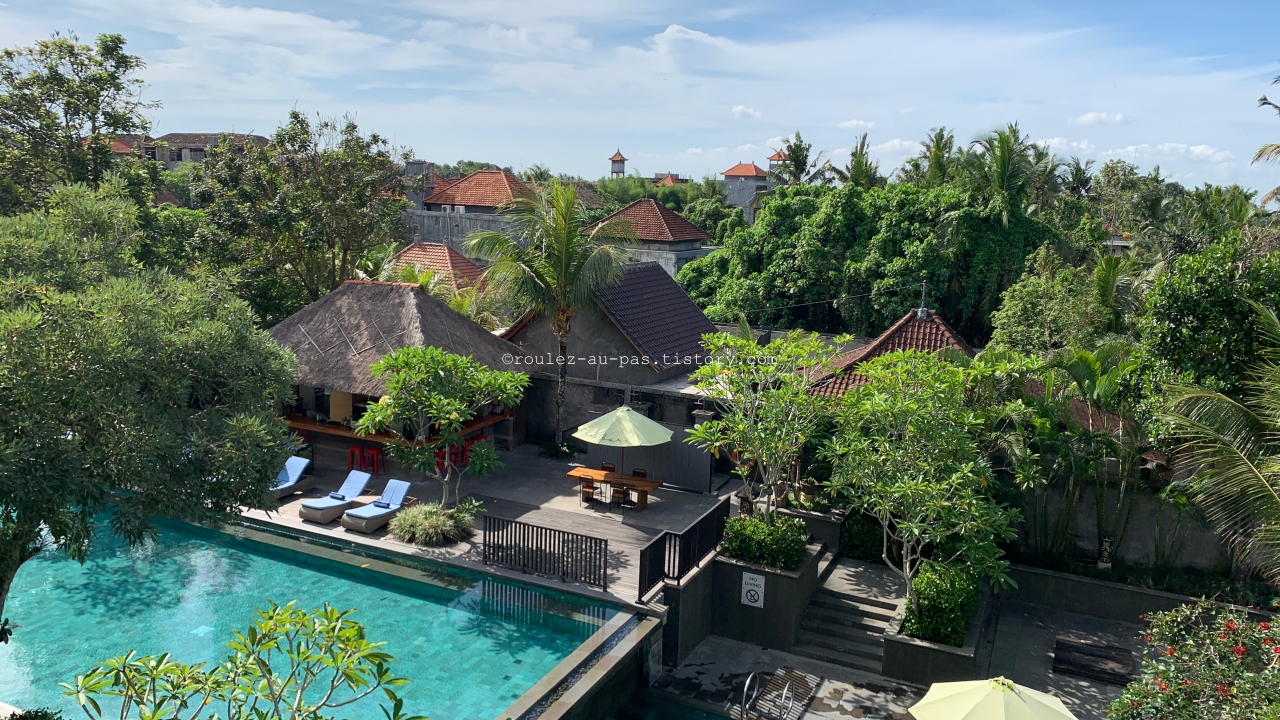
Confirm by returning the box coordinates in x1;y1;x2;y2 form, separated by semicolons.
636;495;732;601
482;515;609;591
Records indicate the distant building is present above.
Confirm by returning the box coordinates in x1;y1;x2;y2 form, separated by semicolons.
767;149;787;171
610;150;627;177
652;173;688;187
722;162;773;223
422;169;529;214
590;198;713;277
812;307;972;396
391;242;486;290
152;133;268;169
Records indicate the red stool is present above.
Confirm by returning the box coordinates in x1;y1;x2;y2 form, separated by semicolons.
347;446;362;471
363;447;383;477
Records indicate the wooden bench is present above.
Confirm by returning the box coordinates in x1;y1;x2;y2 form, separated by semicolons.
1052;638;1136;686
567;467;662;511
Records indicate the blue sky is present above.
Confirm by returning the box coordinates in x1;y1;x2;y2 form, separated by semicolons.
3;0;1279;191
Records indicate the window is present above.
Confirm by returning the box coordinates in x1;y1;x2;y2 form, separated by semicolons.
190;148;206;161
755;185;767;192
169;149;181;162
144;147;157;160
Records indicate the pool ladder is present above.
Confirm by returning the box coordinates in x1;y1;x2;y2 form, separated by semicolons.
735;672;795;720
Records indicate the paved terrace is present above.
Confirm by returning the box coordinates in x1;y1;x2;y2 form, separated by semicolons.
245;438;738;605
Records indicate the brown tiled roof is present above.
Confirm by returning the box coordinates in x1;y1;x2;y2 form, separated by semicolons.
107;134;154;153
268;281;521;396
591;199;711;244
595;263;717;370
723;162;768;177
767;150;788;161
610;150;627;161
814;308;973;396
424;169;530;208
392;243;486;289
155;132;268;147
432;173;455;188
653;173;681;187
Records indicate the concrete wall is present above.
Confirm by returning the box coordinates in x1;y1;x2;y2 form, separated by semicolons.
710;544;822;652
882;588;988;685
661;555;715;667
776;508;844;554
506;305;674;386
404;207;514;255
725;175;773;223
629;245;715;278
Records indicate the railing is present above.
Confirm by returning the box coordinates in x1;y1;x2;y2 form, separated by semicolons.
482;515;609;591
636;495;732;601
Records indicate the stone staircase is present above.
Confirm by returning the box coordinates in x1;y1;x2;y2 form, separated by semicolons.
791;559;905;674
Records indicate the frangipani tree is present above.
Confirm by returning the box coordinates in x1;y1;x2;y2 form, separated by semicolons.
685;329;837;516
356;346;528;506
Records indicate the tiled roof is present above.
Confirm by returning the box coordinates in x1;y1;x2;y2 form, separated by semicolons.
107;134;154;153
155;132;268;147
424;169;530;208
432;173;454;188
595;263;717;370
392;243;486;289
767;150;788;161
591;199;711;244
653;173;681;187
610;150;627;161
723;162;768;177
813;308;973;396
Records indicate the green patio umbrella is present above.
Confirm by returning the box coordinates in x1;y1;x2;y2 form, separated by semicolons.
909;677;1077;720
572;405;673;472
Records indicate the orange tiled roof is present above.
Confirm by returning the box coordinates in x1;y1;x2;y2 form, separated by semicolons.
654;173;682;187
813;308;973;396
591;199;711;244
723;162;768;177
392;243;486;289
610;150;627;161
432;173;455;188
105;134;154;153
424;169;529;208
767;150;788;161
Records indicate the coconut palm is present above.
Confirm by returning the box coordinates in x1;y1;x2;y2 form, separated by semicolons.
1161;302;1280;582
1064;157;1094;200
769;131;828;186
1026;144;1063;216
464;180;634;445
830;134;885;189
392;265;506;331
1255;75;1280;206
964;123;1035;227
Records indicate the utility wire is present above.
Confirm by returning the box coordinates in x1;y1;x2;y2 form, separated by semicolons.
739;281;927;315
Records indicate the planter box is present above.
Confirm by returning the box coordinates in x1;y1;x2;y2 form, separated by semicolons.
882;585;989;686
710;543;823;652
776;507;844;554
1002;564;1274;623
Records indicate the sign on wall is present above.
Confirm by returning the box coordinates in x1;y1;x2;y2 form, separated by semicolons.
741;572;765;608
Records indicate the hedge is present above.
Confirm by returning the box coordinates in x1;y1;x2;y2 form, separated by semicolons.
902;562;979;647
719;514;809;570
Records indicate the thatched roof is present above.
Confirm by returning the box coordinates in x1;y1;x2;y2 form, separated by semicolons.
269;281;522;396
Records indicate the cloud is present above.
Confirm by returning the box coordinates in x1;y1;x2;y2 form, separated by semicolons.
683;147;703;154
1038;137;1096;153
1070;111;1126;126
838;118;874;129
732;104;760;118
1157;142;1234;163
899;107;917;114
873;138;921;153
735;143;758;152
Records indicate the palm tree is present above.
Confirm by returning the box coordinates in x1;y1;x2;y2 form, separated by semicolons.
1064;157;1094;200
894;127;960;188
964;123;1035;227
464;180;634;445
392;265;506;331
1255;75;1280;206
830;134;885;189
1026;144;1063;216
769;132;828;186
1161;303;1280;582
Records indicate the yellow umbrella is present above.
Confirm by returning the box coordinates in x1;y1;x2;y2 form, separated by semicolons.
572;405;673;472
909;677;1077;720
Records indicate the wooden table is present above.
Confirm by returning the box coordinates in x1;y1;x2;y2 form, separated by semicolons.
567;467;662;511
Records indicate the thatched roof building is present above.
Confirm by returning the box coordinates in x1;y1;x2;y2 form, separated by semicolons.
269;281;521;397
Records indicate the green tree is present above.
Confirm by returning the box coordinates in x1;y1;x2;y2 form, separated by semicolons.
987;244;1106;355
685;329;837;515
961;123;1035;227
0;191;296;631
895;127;960;188
769;131;828;187
1064;157;1094;200
465;180;633;446
65;603;427;720
0;33;156;211
191;111;408;323
1108;601;1280;720
1255;74;1280;207
356;346;528;505
829;134;885;189
825;350;1020;607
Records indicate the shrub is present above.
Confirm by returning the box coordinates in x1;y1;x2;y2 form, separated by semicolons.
388;498;481;547
839;512;884;564
1109;600;1280;720
902;562;978;647
719;514;809;570
11;711;65;720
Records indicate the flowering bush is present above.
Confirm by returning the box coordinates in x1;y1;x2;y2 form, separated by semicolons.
1108;600;1280;720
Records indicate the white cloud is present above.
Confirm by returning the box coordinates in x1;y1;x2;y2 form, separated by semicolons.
684;147;703;154
838;118;875;129
899;107;917;114
735;143;758;152
1038;137;1095;153
732;104;760;118
874;138;921;153
1070;111;1126;126
1157;142;1234;163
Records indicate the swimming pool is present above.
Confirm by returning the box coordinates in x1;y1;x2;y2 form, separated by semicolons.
0;519;620;719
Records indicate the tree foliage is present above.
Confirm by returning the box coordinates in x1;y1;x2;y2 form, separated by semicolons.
988;244;1106;355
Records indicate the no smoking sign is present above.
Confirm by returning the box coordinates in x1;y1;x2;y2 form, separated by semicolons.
741;572;765;608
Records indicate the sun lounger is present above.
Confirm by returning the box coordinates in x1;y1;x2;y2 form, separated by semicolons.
273;456;316;499
340;479;411;534
299;470;371;524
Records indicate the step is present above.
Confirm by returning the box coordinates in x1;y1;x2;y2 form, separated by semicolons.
814;587;900;613
807;594;897;623
795;629;883;661
803;606;889;633
799;618;886;646
790;643;883;674
816;550;839;583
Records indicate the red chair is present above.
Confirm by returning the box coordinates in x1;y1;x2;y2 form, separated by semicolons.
347;446;362;471
363;447;383;477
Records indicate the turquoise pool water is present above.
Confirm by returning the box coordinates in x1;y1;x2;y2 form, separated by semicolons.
0;520;618;719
